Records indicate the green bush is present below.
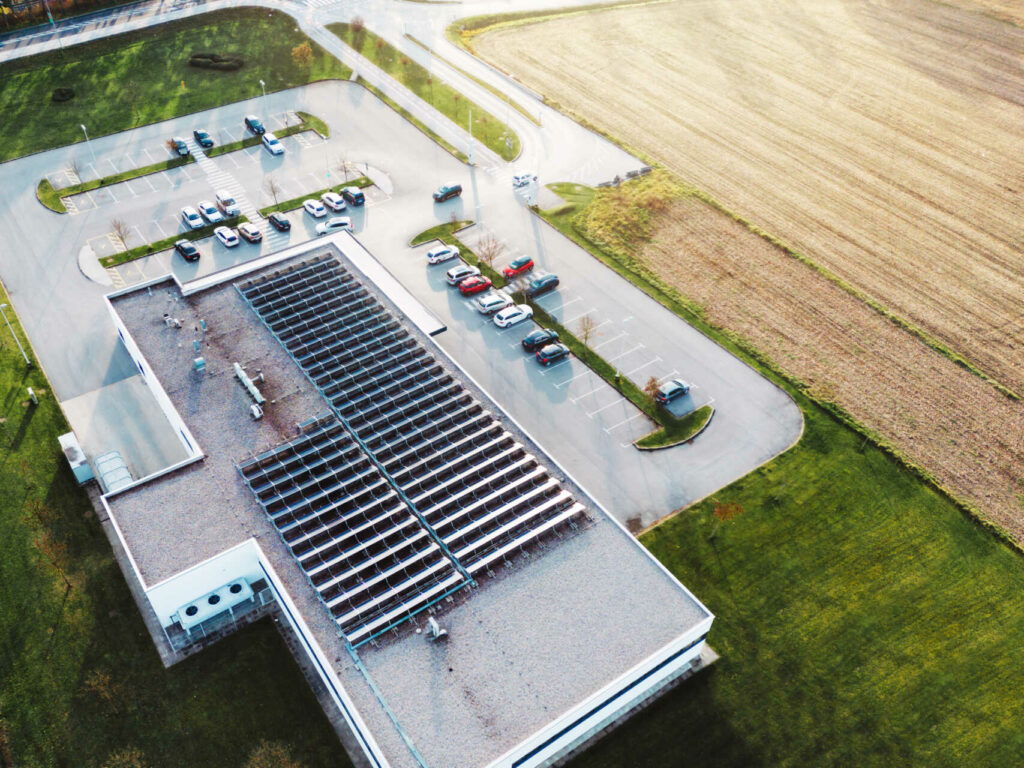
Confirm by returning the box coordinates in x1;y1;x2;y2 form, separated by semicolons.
51;87;75;102
188;52;245;71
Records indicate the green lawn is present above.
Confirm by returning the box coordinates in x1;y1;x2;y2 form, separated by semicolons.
0;8;351;163
258;176;372;216
329;22;520;161
0;282;347;768
570;391;1024;767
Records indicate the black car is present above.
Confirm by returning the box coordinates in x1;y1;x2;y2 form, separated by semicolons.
525;274;560;298
433;182;462;202
521;328;559;352
192;129;214;148
171;137;190;156
244;115;265;135
341;186;366;206
174;239;199;262
268;212;291;231
535;343;570;366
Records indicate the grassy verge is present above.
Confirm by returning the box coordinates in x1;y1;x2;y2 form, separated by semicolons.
296;110;330;138
0;281;347;768
635;404;713;449
569;389;1024;767
329;22;520;161
205;119;320;158
39;155;195;213
0;8;351;163
36;178;66;213
258;176;372;216
356;77;469;163
99;215;247;268
404;34;541;126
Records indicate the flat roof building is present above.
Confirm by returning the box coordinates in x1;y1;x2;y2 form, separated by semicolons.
100;234;713;768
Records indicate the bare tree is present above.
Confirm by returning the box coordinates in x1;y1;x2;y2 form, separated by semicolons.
334;157;351;182
110;218;131;252
350;15;365;34
67;155;83;185
264;176;282;206
577;314;597;359
475;233;504;269
643;376;661;403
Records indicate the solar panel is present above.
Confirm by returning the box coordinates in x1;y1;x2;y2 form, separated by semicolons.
237;256;585;646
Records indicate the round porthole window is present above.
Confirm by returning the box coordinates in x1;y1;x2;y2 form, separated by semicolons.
230;583;243;594
185;605;198;617
208;594;221;605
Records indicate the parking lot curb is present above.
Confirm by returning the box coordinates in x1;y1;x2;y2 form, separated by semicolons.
633;407;715;452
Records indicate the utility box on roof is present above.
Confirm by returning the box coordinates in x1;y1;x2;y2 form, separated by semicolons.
58;432;94;485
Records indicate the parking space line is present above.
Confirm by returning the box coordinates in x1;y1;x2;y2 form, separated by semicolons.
106;186;119;203
593;331;626;350
563;308;599;327
142;175;157;192
537;359;570;375
608;344;644;363
122;180;139;198
586;397;626;418
569;382;608;403
625;357;662;376
539;294;580;311
132;224;145;244
554;368;595;389
604;412;648;433
152;219;168;239
142;148;155;163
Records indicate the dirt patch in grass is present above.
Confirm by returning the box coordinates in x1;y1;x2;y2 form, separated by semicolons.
475;0;1024;392
635;192;1024;541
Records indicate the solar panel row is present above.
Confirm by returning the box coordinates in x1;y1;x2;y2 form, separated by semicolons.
237;256;585;645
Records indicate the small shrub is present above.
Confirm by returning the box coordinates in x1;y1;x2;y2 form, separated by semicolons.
187;52;245;71
51;87;75;103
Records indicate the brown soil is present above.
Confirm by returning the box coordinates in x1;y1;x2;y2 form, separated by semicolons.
477;0;1024;392
642;194;1024;540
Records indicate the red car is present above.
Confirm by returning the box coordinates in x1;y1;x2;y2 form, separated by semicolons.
502;256;535;279
459;275;493;295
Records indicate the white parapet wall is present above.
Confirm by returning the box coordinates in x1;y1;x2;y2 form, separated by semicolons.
104;285;202;460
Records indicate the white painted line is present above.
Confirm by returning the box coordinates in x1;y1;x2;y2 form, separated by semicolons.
569;383;606;403
586;397;626;417
604;412;647;433
142;175;157;192
106;186;119;203
593;331;626;350
542;295;582;312
142;148;155;163
591;319;613;332
563;308;599;327
537;359;570;375
554;367;594;389
152;219;168;238
122;180;139;198
626;357;662;376
106;158;119;173
608;343;644;363
622;316;634;323
132;224;145;243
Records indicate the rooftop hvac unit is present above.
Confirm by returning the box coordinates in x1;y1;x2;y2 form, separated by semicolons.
250;404;264;420
173;580;254;630
234;362;266;404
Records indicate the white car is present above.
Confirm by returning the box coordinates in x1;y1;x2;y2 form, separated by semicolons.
180;206;204;230
512;172;538;188
445;264;481;286
214;226;239;247
321;192;346;212
197;200;224;224
215;190;241;217
303;199;327;218
316;216;353;236
493;304;534;328
475;290;513;315
262;132;284;155
426;245;459;265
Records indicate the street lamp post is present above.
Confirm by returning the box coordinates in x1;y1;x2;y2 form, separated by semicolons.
80;124;96;165
259;79;267;116
0;304;31;367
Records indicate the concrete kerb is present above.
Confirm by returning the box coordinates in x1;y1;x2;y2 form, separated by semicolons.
633;406;715;452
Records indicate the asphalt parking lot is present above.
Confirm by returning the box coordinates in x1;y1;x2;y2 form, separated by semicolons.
0;79;800;525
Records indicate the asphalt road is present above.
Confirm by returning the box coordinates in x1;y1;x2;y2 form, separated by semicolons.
0;4;802;525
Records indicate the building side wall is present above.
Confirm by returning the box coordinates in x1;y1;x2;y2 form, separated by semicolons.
104;291;201;460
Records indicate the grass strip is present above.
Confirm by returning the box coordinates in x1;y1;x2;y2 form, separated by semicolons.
330;23;520;161
205;119;317;157
0;279;347;768
41;155;195;209
635;404;713;449
99;215;247;268
36;178;66;213
257;177;372;216
539;180;1020;548
296;110;330;138
0;8;351;163
356;77;469;163
411;220;506;286
404;34;541;126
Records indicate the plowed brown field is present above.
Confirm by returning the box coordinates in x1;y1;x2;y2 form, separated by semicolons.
477;0;1024;391
476;0;1024;537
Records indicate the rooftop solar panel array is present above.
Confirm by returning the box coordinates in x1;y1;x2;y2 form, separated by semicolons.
237;255;585;646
